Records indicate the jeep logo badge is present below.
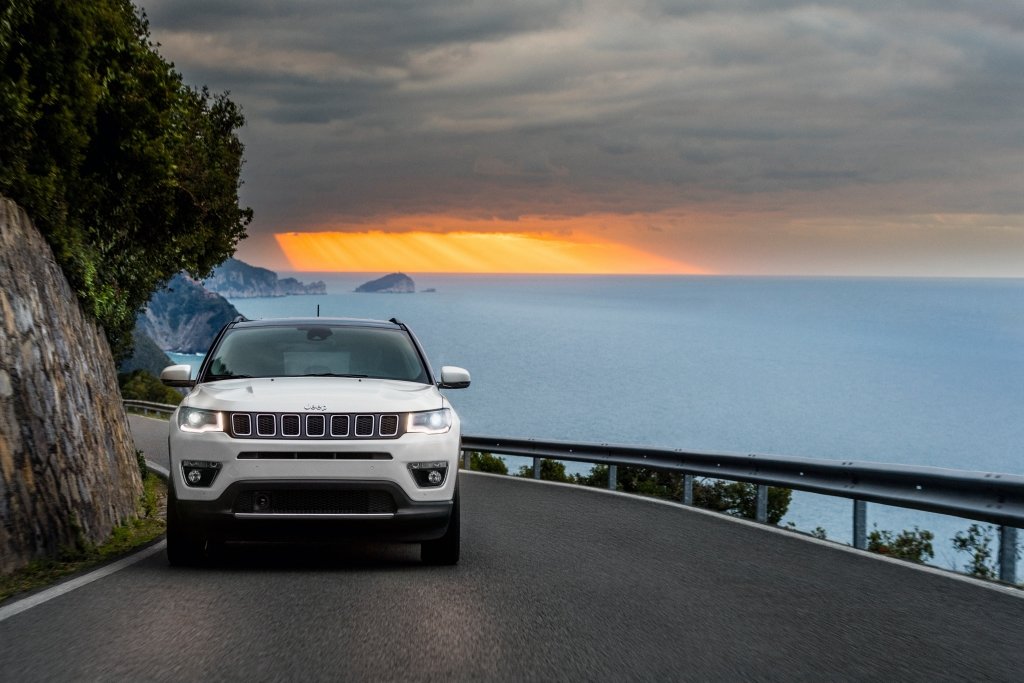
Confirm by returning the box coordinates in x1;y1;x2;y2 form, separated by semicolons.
305;404;328;412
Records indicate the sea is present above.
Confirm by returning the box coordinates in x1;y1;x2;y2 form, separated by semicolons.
169;274;1024;569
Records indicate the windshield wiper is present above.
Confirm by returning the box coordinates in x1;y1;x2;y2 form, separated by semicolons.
206;373;253;381
301;373;369;378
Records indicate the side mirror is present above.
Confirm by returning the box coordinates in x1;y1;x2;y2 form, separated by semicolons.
160;364;195;388
438;366;471;389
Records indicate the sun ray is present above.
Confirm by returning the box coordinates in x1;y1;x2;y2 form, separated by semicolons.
274;231;709;274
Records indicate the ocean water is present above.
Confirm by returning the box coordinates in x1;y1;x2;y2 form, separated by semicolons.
171;275;1024;568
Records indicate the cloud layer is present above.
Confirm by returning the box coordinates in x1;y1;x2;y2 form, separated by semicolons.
142;0;1024;274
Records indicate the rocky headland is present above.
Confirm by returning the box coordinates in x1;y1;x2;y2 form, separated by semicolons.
204;257;326;298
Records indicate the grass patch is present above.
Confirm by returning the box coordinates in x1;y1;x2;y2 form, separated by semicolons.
0;473;167;605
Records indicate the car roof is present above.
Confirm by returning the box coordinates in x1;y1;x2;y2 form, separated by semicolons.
230;317;404;330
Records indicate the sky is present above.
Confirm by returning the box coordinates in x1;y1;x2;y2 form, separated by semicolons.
142;1;1024;276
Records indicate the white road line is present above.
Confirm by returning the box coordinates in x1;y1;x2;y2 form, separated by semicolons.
0;541;166;623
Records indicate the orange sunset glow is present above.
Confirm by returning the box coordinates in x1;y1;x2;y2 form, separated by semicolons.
274;230;708;274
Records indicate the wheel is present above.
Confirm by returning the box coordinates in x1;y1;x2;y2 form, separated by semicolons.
166;482;206;566
421;486;460;566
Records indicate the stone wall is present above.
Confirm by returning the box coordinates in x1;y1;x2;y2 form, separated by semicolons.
0;198;142;574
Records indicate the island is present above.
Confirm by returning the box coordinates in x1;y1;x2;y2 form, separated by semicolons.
204;257;326;298
355;272;416;293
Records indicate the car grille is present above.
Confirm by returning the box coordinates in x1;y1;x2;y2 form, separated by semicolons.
227;412;404;440
233;490;397;515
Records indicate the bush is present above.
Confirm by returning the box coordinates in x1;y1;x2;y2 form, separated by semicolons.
576;465;792;524
867;526;935;563
952;524;998;580
516;458;573;483
118;369;183;405
468;451;508;475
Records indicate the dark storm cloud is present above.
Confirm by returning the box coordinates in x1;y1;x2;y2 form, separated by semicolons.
140;0;1024;273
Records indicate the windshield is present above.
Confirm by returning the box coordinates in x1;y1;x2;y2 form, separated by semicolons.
203;325;430;383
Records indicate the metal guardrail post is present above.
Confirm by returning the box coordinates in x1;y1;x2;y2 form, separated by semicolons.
853;500;867;550
682;473;693;505
463;450;471;470
755;485;768;523
608;465;617;491
999;526;1018;584
533;457;541;479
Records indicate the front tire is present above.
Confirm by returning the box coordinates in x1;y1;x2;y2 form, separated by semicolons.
166;482;206;566
421;486;460;566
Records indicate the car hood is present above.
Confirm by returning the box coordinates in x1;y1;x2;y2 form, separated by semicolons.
183;377;445;414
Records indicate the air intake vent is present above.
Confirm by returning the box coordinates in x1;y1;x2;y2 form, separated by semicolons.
232;413;252;436
355;415;374;437
379;415;399;437
256;414;276;436
331;415;349;437
282;414;301;437
306;414;326;437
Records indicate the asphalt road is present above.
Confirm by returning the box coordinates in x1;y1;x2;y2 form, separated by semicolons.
1;415;1022;681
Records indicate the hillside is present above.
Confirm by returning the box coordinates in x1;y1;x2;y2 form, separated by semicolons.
136;274;241;353
205;258;326;297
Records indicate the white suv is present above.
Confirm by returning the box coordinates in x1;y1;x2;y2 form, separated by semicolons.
160;317;470;566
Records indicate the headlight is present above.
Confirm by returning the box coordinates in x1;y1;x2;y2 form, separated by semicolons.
178;407;225;433
406;408;452;434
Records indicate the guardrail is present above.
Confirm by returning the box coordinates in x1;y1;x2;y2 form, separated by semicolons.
120;399;1021;583
461;435;1023;584
123;399;176;417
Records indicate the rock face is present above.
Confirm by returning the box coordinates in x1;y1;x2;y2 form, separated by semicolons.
136;273;241;354
204;257;326;298
0;198;143;574
355;272;416;293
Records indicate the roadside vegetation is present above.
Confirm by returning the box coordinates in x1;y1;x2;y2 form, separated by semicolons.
0;471;166;605
119;369;183;405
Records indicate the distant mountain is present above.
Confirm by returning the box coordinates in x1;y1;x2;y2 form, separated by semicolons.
355;272;416;293
135;273;241;353
204;257;326;298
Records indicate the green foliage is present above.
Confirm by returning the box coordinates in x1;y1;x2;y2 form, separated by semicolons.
952;524;998;580
867;525;935;563
516;458;573;483
468;451;508;475
0;0;251;356
119;369;183;405
577;465;792;524
0;473;165;600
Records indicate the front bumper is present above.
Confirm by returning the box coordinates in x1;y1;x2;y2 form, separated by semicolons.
174;479;454;543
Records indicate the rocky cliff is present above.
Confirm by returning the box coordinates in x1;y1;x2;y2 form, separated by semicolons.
136;273;241;354
355;272;416;293
204;257;326;298
0;198;143;574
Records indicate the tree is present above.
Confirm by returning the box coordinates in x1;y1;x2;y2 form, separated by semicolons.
867;526;935;563
516;458;573;483
952;524;998;580
576;465;792;524
0;0;251;355
118;369;183;405
467;451;508;475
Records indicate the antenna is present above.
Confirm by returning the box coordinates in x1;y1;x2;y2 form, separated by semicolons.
317;305;320;318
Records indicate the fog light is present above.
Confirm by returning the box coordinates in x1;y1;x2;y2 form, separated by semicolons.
408;461;449;487
180;460;221;487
